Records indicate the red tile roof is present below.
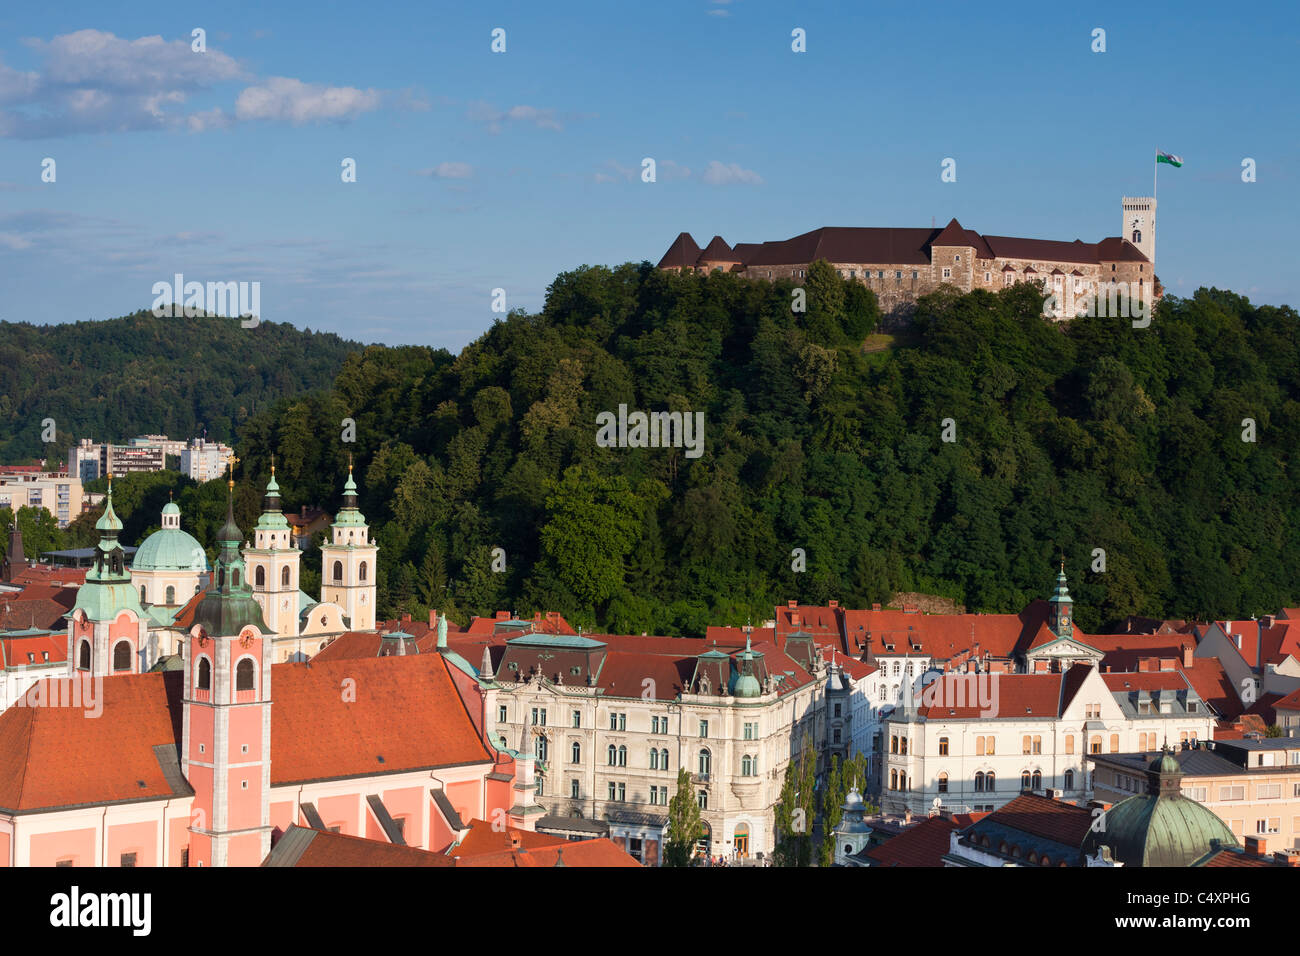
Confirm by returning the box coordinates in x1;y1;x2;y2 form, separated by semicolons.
8;566;87;587
449;818;569;857
915;673;1068;719
0;672;188;812
453;838;640;867
0;653;495;812
265;826;455;867
865;814;976;867
979;793;1094;848
0;633;66;670
1273;687;1300;713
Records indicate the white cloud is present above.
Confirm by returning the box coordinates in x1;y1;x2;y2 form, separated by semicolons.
468;100;563;133
701;160;763;185
235;77;382;123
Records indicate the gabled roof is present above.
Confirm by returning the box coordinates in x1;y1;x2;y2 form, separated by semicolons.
449;818;568;857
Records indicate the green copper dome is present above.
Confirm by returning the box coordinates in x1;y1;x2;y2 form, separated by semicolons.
95;483;123;533
1085;749;1237;867
134;528;208;572
255;468;290;531
729;632;764;699
191;491;267;637
161;501;181;517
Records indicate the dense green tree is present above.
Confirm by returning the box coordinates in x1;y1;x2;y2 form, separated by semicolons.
663;767;706;866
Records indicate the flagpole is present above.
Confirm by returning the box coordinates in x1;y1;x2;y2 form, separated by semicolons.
1154;149;1158;201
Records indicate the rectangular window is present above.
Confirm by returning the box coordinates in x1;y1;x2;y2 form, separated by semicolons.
1219;786;1245;801
610;713;619;731
572;710;581;728
699;720;708;738
608;781;616;801
984;272;992;283
571;779;580;799
744;721;757;740
497;705;507;722
939;737;949;756
942;268;951;279
618;783;626;802
833;704;841;718
56;859;73;867
121;852;137;867
1258;784;1281;799
911;271;918;280
894;270;902;279
1182;786;1207;802
877;270;884;278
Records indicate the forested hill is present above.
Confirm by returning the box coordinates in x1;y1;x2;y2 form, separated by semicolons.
0;311;363;461
225;263;1299;637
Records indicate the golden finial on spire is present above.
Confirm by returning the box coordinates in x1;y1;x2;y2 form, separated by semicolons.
347;451;353;474
224;453;240;489
270;452;276;476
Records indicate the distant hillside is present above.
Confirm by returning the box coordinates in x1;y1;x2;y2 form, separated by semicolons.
0;311;365;461
230;262;1300;636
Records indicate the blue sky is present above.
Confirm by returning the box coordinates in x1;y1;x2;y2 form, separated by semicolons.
0;0;1294;349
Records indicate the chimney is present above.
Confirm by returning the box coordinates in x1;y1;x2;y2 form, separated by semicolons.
1262;614;1276;629
872;603;881;611
1274;851;1300;867
1245;835;1267;857
401;612;411;623
791;613;800;626
904;809;913;825
429;608;438;628
510;834;521;849
829;599;839;609
1183;644;1194;668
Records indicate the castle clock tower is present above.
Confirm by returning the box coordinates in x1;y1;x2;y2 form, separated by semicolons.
1121;196;1156;270
319;457;378;631
182;474;273;867
243;460;301;640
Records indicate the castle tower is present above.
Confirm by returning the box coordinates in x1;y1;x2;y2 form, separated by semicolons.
243;461;301;639
66;476;149;677
182;478;274;867
319;458;378;631
1121;197;1156;270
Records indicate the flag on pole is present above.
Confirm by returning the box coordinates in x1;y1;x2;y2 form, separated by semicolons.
1156;151;1183;167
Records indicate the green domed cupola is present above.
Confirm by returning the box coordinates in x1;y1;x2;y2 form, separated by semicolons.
255;458;290;532
1084;746;1237;867
730;632;764;699
73;475;146;621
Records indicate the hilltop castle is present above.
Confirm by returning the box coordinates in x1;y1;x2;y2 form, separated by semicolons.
659;197;1157;320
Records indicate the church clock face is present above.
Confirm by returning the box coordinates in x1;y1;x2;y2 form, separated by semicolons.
1061;615;1070;626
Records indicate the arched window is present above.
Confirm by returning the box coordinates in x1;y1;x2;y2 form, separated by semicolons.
197;657;212;691
1132;229;1141;244
332;560;343;583
741;755;753;776
890;769;899;790
938;772;948;793
650;748;659;770
236;658;255;691
617;745;627;767
699;749;711;776
281;566;290;587
1032;770;1042;790
987;772;996;790
359;561;367;582
112;641;132;672
660;748;669;769
607;745;616;766
78;640;91;671
571;741;581;763
255;566;266;587
1064;769;1075;790
975;772;984;792
165;585;175;605
892;662;900;675
140;585;147;602
698;791;708;810
232;569;239;587
879;685;887;701
1021;771;1031;790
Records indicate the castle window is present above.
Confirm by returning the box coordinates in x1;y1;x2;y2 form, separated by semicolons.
1132;229;1141;244
255;566;265;588
954;255;960;263
198;657;212;691
112;641;132;672
912;271;918;279
78;640;90;671
895;270;902;279
1005;273;1014;287
166;585;175;604
236;658;255;691
877;270;884;278
942;268;951;279
282;566;290;586
985;272;991;283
